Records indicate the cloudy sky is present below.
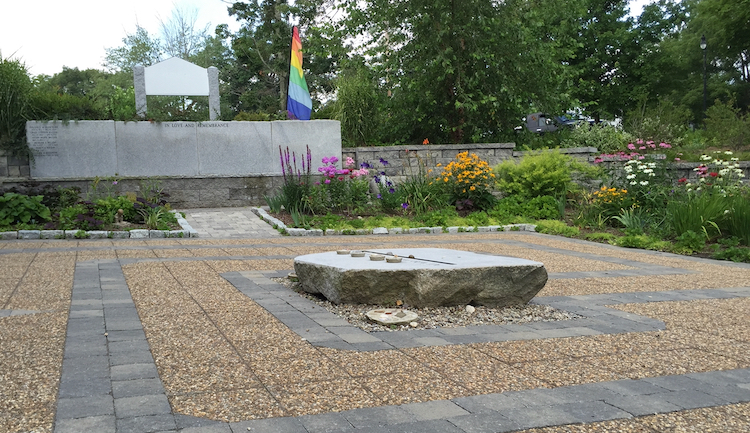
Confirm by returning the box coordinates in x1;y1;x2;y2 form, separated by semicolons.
1;0;654;77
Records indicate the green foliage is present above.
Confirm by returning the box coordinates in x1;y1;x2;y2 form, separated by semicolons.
612;208;646;234
94;196;136;224
712;245;750;263
624;97;691;146
723;192;750;246
0;193;51;227
0;54;34;160
104;25;163;72
673;230;706;254
584;232;617;243
339;0;580;143
666;192;726;240
495;150;596;198
415;208;460;227
333;68;382;147
534;220;580;237
87;175;121;201
398;153;446;215
277;146;313;214
264;194;284;214
705;99;750;150
109;86;137;121
561;124;634;154
488;195;561;222
569;0;635;122
612;233;665;250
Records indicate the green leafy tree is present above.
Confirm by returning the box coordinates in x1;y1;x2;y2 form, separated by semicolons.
103;25;163;72
569;0;636;122
0;53;34;158
337;0;582;144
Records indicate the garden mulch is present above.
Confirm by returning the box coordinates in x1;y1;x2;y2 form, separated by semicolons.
1;226;749;432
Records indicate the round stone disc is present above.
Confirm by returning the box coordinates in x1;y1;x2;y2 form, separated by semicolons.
365;308;418;326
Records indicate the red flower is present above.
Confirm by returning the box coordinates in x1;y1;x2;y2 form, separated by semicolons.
678;177;687;183
709;172;719;177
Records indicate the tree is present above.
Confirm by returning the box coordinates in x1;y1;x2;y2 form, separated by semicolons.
337;0;582;144
159;7;211;60
227;0;334;115
0;53;34;158
569;0;636;122
103;25;163;72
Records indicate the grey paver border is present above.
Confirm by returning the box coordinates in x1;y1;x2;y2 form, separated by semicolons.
54;251;750;432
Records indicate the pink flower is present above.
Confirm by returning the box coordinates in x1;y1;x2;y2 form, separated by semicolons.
324;179;331;184
636;139;644;145
659;142;671;148
627;143;636;150
346;157;355;167
639;146;646;150
649;143;656;149
674;157;681;161
594;157;603;164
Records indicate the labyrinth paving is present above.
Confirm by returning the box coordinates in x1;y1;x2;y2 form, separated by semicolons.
1;230;749;432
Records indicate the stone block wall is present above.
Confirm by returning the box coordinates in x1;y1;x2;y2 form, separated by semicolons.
0;150;31;178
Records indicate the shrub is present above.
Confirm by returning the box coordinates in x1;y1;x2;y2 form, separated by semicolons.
585;232;617;243
0;54;34;159
534;220;580;237
95;196;136;224
489;195;560;222
625;97;690;145
495;150;597;198
705;99;750;150
415;208;460;227
724;192;750;246
674;230;706;254
0;193;51;227
437;152;496;211
562;124;634;154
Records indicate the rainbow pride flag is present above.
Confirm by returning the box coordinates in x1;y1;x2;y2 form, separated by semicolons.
287;26;313;120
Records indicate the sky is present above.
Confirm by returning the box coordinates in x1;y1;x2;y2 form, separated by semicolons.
1;0;655;77
1;0;241;76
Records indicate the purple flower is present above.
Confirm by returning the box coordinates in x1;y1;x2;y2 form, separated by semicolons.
374;175;381;184
389;188;395;194
322;156;330;164
324;179;331;184
402;203;409;209
379;158;389;166
360;161;371;169
377;194;382;199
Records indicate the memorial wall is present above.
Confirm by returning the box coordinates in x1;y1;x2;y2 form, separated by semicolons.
25;120;341;179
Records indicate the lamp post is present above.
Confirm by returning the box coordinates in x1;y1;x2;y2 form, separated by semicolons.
700;35;707;123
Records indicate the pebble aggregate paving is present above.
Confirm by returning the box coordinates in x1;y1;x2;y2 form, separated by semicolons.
0;208;749;432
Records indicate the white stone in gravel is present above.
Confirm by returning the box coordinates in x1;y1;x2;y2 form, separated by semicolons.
366;308;419;325
465;305;476;314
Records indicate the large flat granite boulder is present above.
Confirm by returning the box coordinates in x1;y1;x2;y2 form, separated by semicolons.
293;248;547;308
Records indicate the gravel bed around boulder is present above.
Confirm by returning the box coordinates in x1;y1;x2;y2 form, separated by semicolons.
272;277;578;332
